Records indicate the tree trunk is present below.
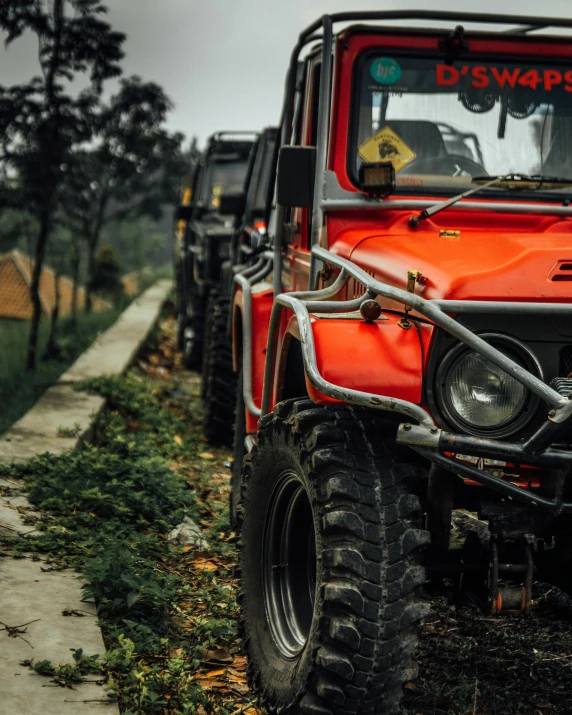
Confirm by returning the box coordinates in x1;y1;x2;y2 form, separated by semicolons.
85;239;96;314
85;195;108;314
70;240;80;327
26;209;51;371
26;0;65;370
44;267;61;360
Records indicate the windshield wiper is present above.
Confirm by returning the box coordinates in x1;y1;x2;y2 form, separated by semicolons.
408;173;572;228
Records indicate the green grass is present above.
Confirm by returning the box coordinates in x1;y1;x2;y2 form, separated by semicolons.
0;309;121;435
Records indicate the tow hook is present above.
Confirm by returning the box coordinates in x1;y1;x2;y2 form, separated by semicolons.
461;533;535;615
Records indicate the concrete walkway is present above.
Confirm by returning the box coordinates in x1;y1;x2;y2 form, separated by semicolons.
0;280;171;714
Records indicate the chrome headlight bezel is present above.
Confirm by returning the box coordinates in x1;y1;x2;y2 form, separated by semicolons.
435;333;543;439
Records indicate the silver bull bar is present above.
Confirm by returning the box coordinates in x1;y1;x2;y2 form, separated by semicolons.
235;246;572;512
260;245;572;423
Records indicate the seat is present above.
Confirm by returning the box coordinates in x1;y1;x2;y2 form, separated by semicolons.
386;120;448;160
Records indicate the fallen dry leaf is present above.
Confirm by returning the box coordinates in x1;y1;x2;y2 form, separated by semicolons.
227;667;247;679
228;675;248;685
199;452;215;460
174;435;183;446
203;648;233;664
204;669;226;678
197;679;228;690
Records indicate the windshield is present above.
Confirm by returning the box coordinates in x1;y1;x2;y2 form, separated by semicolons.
202;157;249;210
353;54;572;194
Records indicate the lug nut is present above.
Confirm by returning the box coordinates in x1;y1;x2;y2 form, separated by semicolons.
360;299;382;322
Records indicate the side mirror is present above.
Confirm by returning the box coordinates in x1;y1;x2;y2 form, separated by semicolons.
277;145;316;208
219;191;247;217
175;204;193;221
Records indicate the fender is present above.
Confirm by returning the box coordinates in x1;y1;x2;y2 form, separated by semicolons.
233;282;274;433
276;312;434;407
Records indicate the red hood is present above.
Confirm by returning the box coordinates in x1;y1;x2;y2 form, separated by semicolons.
337;215;572;303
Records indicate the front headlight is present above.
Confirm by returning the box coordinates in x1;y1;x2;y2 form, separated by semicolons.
446;352;526;428
436;334;542;438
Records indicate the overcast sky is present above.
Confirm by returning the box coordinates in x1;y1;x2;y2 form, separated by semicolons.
2;0;571;147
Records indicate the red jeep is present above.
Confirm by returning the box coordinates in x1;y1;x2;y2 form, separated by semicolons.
232;11;572;715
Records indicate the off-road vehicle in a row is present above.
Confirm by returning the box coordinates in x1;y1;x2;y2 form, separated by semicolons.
231;11;572;715
201;127;277;445
175;131;256;368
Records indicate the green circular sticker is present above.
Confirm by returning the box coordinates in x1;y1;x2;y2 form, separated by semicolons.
370;57;401;85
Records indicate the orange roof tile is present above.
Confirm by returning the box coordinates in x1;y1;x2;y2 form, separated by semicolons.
0;249;112;320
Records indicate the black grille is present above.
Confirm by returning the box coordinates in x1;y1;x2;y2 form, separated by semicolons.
551;377;572;398
560;346;572;376
552;262;572;281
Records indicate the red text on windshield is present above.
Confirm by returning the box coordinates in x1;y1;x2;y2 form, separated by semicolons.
436;64;572;92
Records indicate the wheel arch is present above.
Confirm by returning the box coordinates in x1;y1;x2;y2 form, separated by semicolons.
232;291;244;372
275;312;431;408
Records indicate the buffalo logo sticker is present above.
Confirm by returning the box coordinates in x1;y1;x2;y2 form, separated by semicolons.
358;126;417;173
370;57;402;85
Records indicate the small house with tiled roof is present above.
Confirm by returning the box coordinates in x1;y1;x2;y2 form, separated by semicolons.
0;249;110;321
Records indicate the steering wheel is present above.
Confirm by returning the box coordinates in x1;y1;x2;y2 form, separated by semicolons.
400;154;487;177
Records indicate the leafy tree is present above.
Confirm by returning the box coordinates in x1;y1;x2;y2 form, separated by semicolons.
61;76;186;312
0;209;38;255
0;0;125;369
89;245;123;306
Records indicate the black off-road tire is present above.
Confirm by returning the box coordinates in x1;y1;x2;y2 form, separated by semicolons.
175;272;186;351
183;290;206;370
202;295;236;446
201;291;218;400
230;362;246;529
177;310;186;352
238;399;430;715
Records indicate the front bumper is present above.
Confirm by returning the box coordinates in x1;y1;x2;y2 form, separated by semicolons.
396;423;572;513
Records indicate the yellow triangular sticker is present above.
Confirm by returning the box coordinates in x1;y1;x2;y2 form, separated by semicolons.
358;126;417;173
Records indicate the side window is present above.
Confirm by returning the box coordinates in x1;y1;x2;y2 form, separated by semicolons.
244;139;264;221
191;164;203;205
